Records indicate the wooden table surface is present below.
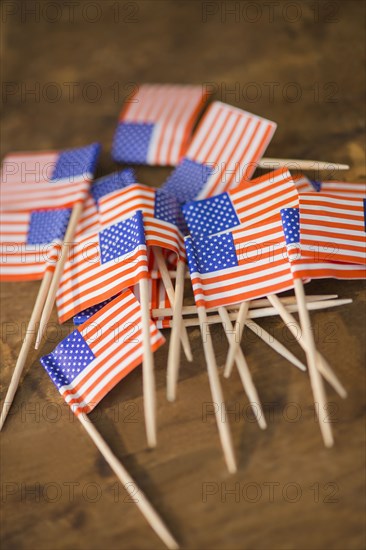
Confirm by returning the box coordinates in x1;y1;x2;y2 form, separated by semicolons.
1;2;365;549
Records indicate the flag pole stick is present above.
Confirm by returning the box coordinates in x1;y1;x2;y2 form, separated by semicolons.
152;294;340;317
293;278;334;447
170;299;352;327
78;413;178;550
218;307;267;429
266;294;347;398
224;295;311;377
153;248;192;363
35;201;84;349
166;259;187;402
0;269;53;431
245;320;306;373
139;276;157;448
258;158;349;171
197;306;237;473
224;301;250;377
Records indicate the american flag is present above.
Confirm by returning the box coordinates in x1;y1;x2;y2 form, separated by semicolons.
298;193;366;265
0;208;71;281
0;143;100;211
112;84;209;166
41;289;165;415
56;211;149;323
182;168;298;238
185;217;294;309
162;101;277;203
99;184;186;260
281;207;366;280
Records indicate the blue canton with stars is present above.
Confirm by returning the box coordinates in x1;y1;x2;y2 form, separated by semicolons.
40;330;95;390
27;208;71;245
182;193;240;238
280;208;300;246
51;143;101;181
185;232;238;274
73;296;115;326
112;122;155;164
91;169;136;206
162;159;214;204
99;211;145;265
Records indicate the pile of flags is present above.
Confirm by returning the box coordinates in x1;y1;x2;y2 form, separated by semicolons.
1;85;365;549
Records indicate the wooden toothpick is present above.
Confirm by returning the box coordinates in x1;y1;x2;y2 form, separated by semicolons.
197;306;237;473
35;201;84;349
266;294;347;399
152;294;339;317
224;301;250;377
166;259;187;402
259;158;349;171
218;307;267;429
293;279;334;447
78;413;178;549
153;247;192;363
139;276;157;448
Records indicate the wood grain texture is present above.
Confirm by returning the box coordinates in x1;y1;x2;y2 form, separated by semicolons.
1;1;365;549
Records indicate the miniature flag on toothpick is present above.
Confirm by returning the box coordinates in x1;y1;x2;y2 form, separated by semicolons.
112;84;210;166
41;290;165;414
56;211;149;323
56;211;159;447
39;291;178;550
185;218;294;309
0;143;100;211
162;101;277;202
